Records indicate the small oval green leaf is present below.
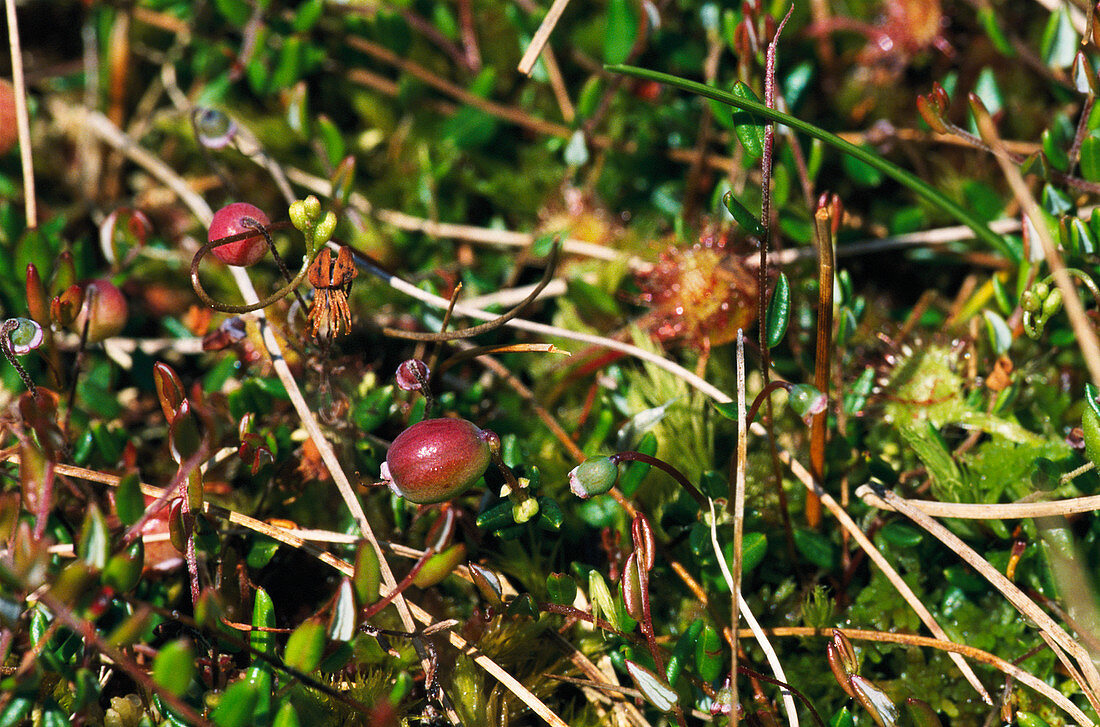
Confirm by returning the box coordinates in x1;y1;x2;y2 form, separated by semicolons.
730;82;765;159
625;660;678;712
722;191;766;237
694;623;722;682
284;620;325;673
212;680;260;727
153;639;194;697
793;528;837;569
115;472;144;527
766;273;791;349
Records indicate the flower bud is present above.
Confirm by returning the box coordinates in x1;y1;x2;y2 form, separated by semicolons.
6;318;42;354
194;108;237;150
788;383;827;423
71;280;128;343
396;359;430;391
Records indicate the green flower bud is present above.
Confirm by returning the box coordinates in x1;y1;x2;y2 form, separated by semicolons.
1041;288;1063;319
315;211;337;245
303;195;321;221
289;200;308;232
788;383;827;422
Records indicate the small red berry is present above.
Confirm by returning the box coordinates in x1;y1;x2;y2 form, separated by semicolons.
71;279;128;343
208;203;271;267
382;418;498;504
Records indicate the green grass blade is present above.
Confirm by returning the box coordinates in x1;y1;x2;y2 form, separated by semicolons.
607;64;1015;260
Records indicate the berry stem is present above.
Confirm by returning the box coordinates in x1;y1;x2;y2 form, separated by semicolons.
0;319;36;396
610;451;707;508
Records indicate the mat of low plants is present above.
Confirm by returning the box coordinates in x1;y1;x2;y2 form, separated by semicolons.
2;0;1100;725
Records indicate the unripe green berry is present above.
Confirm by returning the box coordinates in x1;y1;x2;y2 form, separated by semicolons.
1032;281;1050;302
382;418;496;504
568;456;618;498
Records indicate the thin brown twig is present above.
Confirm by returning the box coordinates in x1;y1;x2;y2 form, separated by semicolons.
774;444;993;703
741;627;1089;725
875;486;1100;711
855;485;1100;519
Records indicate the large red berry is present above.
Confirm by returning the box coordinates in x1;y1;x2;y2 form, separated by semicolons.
71;279;128;343
0;79;16;156
208;203;271;267
382;418;497;504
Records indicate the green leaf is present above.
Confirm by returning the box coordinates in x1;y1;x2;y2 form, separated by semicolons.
666;619;702;685
625;660;678;712
982;310;1012;355
722;191;766;236
694;623;722;681
328;579;356;642
904;698;943;727
830;706;855;727
766;273;791;349
354;543;381;606
212;680;260;727
0;697;32;727
213;0;250;25
250;587;276;655
608;64;1012;258
153;640;194;697
793;528;837;569
842;146;884;187
977;7;1014;56
879;523;923;548
441;106;499;150
603;0;638;65
78;505;109;570
292;0;324;32
1080;133;1100;182
730;82;765;159
114;472;144;528
284;620;325;673
740;532;768;573
1086;382;1100;418
1042;128;1069;172
546;572;577;605
272;703;301;727
1041;8;1078;69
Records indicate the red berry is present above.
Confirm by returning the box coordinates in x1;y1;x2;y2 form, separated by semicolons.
71;279;128;343
382;418;497;504
0;79;16;156
208;203;271;267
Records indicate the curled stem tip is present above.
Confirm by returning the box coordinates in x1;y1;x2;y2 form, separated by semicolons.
190;221;315;314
